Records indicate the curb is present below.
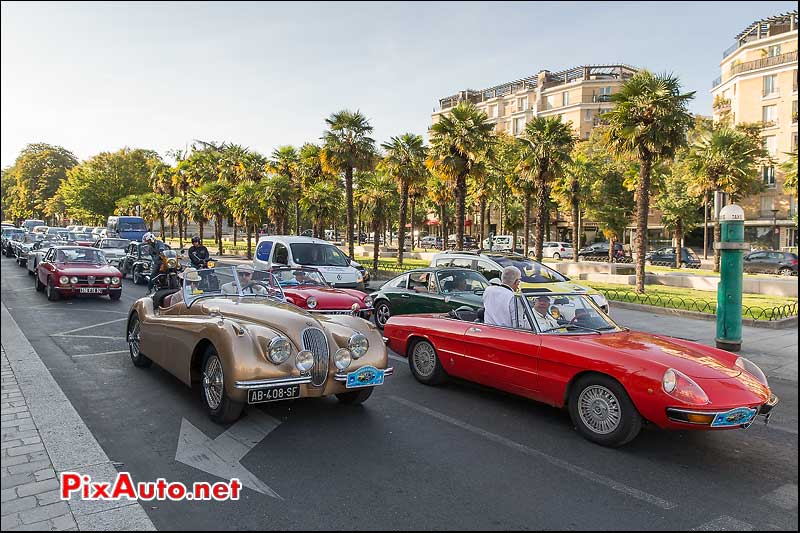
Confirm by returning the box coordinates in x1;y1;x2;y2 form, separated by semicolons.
608;300;798;330
1;302;156;531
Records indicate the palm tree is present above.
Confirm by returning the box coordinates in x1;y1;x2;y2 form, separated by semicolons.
261;173;293;235
426;170;454;242
686;127;766;271
321;110;376;258
186;189;209;241
603;70;695;292
516;116;577;261
227;180;264;259
217;144;252;246
299;179;343;238
267;146;300;234
780;150;798;199
378;133;427;264
199;181;231;255
357;171;397;272
114;194;140;216
427;102;494;251
554;150;595;261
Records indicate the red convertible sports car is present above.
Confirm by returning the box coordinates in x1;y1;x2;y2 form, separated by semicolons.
383;293;778;447
270;266;373;319
35;246;123;301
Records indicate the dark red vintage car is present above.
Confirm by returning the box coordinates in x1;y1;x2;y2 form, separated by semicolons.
35;246;123;301
383;293;778;447
270;266;373;319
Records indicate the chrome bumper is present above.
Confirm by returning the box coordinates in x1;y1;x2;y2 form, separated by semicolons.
234;375;312;390
666;393;779;427
333;367;394;382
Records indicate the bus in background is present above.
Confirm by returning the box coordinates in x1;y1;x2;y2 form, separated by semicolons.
107;216;147;242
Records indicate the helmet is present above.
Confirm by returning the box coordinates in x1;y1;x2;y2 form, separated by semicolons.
142;232;156;244
191;236;201;244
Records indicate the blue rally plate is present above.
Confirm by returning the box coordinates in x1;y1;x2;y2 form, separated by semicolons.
346;365;385;388
711;407;757;427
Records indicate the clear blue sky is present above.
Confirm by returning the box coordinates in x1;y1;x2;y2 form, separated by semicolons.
1;1;796;167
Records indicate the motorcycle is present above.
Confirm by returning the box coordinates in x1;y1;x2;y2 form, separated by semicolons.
151;249;183;291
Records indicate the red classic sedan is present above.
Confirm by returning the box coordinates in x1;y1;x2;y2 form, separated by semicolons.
35;246;123;301
383;293;778;447
270;266;373;319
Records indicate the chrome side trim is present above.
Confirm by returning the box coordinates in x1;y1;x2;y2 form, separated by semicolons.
333;367;394;382
234;376;313;390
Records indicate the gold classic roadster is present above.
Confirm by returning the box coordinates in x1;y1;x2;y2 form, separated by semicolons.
126;266;392;423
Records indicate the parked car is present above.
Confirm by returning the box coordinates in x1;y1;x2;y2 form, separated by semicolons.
21;219;46;232
45;227;69;239
480;235;515;252
743;251;798;276
126;265;392;423
384;292;778;447
119;241;170;284
2;229;25;256
430;251;609;312
14;233;44;266
540;241;574;260
447;234;478;249
92;238;131;267
341;253;369;283
32;225;49;235
27;239;74;276
253;236;364;289
420;235;444;249
370;267;490;329
66;232;97;247
577;242;630;262
645;247;701;268
271;266;373;319
34;246;122;301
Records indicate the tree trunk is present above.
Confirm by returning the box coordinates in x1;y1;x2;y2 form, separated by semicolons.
410;196;416;251
346;167;355;258
159;214;166;239
170;216;175;239
357;205;362;245
455;173;467;250
216;214;223;256
524;193;532;257
295;195;301;236
702;191;709;259
233;224;238;247
199;221;204;242
571;182;580;263
609;236;615;262
247;226;252;259
534;174;547;262
634;153;652;293
398;180;408;266
479;198;487;251
713;219;722;273
440;204;447;244
545;205;551;241
178;212;184;249
373;215;380;273
675;218;683;269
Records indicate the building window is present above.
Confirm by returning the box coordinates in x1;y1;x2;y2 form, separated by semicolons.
761;196;774;212
562;92;569;106
514;117;526;135
763;74;778;97
546;95;556;110
488;105;497;119
793;132;798;152
768;44;781;57
762;166;776;188
762;105;777;126
584;109;592;121
793;100;798;123
517;97;527;112
763;135;777;156
585;131;591;139
600;86;612;96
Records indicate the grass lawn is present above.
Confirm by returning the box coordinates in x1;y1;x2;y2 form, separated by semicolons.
582;280;797;320
354;256;430;268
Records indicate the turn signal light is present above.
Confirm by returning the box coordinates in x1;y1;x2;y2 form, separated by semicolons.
686;413;715;424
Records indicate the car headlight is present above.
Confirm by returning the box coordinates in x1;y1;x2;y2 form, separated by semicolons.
735;357;769;387
307;296;318;309
356;272;364;283
103;277;111;284
267;337;291;364
70;276;78;284
662;368;710;405
59;276;69;285
167;258;177;268
207;260;215;268
363;295;374;307
348;333;369;359
296;350;314;372
334;348;352;370
111;277;120;285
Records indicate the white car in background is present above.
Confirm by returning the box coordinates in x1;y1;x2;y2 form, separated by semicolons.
92;237;131;267
253;236;365;289
481;235;514;252
540;241;574;260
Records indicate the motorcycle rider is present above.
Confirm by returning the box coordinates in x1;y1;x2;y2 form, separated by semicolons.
187;236;210;269
142;232;168;292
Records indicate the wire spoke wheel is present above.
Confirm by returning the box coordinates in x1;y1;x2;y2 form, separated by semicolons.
578;385;621;435
203;355;224;411
127;317;140;358
412;341;436;378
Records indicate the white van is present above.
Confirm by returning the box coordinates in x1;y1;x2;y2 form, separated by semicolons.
253;236;364;289
482;234;513;252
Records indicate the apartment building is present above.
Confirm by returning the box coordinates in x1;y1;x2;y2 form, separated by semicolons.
711;10;798;250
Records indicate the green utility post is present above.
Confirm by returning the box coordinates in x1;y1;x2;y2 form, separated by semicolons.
715;205;748;352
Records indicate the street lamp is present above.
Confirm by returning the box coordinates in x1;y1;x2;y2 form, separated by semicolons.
770;208;779;250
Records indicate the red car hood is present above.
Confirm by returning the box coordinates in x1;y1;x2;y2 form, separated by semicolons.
570;331;741;379
283;286;366;309
55;263;121;276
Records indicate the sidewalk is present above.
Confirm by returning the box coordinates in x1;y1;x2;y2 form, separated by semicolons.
1;304;155;531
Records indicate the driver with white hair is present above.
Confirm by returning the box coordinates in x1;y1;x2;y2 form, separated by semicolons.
482;265;522;328
222;264;268;295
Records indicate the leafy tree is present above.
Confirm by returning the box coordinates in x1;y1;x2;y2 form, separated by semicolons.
655;160;703;267
426;170;454;241
553;148;595;261
517;116;576;261
261;173;293;235
300;179;343;238
115;194;141;216
227;180;264;259
186;189;210;241
427;102;494;251
603;70;695;292
199;180;231;255
267;146;301;234
321;110;376;258
780;150;797;199
356;171;397;272
488;133;521;240
379;133;427;264
503;200;524;251
60;148;157;225
584;165;635;261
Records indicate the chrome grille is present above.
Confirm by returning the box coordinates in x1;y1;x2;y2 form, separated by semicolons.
302;327;329;387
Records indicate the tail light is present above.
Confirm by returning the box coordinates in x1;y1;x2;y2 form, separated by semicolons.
559;247;565;251
792;259;798;265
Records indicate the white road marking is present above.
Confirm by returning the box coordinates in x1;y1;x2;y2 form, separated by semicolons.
15;305;127;314
761;483;798;510
52;317;128;336
388;395;677;510
71;350;129;359
51;335;126;340
691;515;755;530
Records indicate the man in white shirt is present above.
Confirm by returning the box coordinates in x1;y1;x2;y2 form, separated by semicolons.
482;266;522;328
531;295;561;332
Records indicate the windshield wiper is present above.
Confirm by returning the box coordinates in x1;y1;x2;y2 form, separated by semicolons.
541;324;603;334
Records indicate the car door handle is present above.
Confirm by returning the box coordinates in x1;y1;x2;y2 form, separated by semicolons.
467;327;482;333
400;293;411;298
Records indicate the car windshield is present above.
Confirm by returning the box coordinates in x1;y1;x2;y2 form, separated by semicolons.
120;221;147;231
272;267;327;287
489;256;568;283
522;294;621;334
56;248;105;264
184;266;284;306
23;234;42;244
437;270;489;294
290;243;349;267
100;239;129;249
68;232;93;240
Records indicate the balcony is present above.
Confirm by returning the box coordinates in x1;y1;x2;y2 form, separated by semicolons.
592;94;611;103
711;75;722;88
730;50;798;76
762;87;780;98
761;119;779;128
